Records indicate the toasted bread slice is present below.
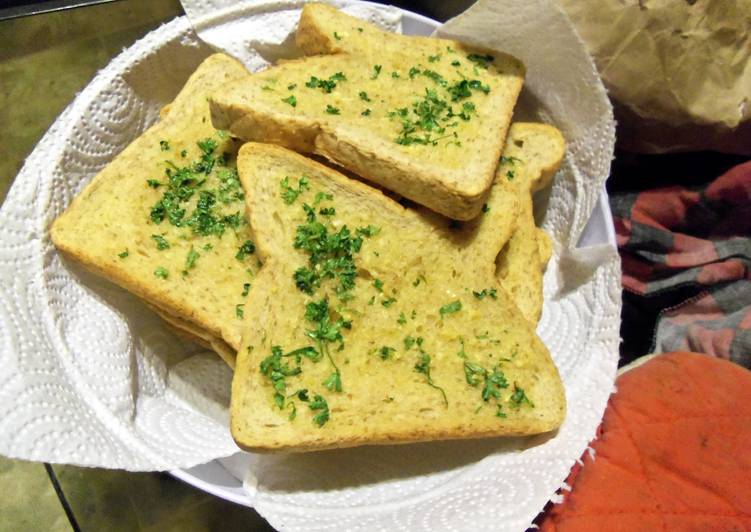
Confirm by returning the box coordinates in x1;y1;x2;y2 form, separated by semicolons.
230;126;565;453
537;229;554;271
210;6;524;221
51;54;259;361
150;305;237;367
496;124;565;323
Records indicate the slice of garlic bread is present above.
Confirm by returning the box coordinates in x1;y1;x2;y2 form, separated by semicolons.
210;5;524;221
496;123;565;323
51;54;259;362
230;125;565;453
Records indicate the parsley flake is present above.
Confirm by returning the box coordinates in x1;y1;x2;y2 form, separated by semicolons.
306;72;346;93
370;64;382;79
473;288;498;300
325;104;341;115
184;247;199;273
281;95;297;107
154;266;169;279
151;234;170;250
235;303;244;319
358;91;371;102
235;240;256;260
439;300;462;317
280;176;310;204
309;394;330;426
378;346;396;360
159;140;170;151
467;53;494;68
118;249;129;259
415;351;448;406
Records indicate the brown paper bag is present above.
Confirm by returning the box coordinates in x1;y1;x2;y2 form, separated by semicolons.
559;0;751;154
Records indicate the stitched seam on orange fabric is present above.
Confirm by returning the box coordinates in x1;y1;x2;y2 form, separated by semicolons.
609;402;668;532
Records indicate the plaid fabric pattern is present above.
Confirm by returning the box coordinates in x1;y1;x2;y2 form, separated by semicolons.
611;160;751;366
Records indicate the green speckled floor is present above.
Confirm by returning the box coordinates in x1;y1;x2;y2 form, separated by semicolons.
0;2;273;529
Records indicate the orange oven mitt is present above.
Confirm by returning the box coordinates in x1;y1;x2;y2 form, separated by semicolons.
540;352;751;531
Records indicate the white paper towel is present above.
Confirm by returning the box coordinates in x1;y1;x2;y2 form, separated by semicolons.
0;1;620;530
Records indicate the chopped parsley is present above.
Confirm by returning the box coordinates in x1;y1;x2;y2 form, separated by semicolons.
510;383;534;408
415;351;448;406
413;274;427;287
305;298;350;395
287;83;297;90
404;335;417;350
356;225;380;237
439;300;462;317
382;297;396;308
451;60;461;67
148;136;245;238
408;66;420;79
397;312;407;325
370;64;382;79
361;109;371;116
235;303;244;319
333;31;342;40
151;234;170;250
481;203;490;214
154;266;169;279
260;345;303;410
391;71;400;79
147;179;161;188
118;249;129;259
235;240;256;260
378;346;396;360
506;169;515;181
280;176;310;204
428;54;441;62
500;155;521;165
373;279;384;292
281;95;297;107
314;191;333;204
241;282;251;297
473;288;497;300
309;394;330;426
159;140;170;151
184;247;199;273
391;89;452;146
305;72;346;93
358;91;371;102
325;104;340;115
447;79;490;101
467;53;494;68
292;203;374;296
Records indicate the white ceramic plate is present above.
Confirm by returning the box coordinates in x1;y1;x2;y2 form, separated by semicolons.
169;7;617;507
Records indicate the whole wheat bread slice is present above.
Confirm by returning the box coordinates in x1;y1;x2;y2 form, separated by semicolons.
210;4;525;221
496;123;565;323
230;124;565;453
51;54;259;361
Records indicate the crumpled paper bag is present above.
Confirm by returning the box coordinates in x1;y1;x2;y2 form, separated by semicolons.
559;0;751;154
0;0;621;529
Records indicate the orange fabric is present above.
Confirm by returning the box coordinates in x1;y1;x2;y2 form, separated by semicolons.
540;352;751;532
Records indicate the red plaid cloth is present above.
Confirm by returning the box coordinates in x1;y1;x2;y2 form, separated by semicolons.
611;160;751;366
